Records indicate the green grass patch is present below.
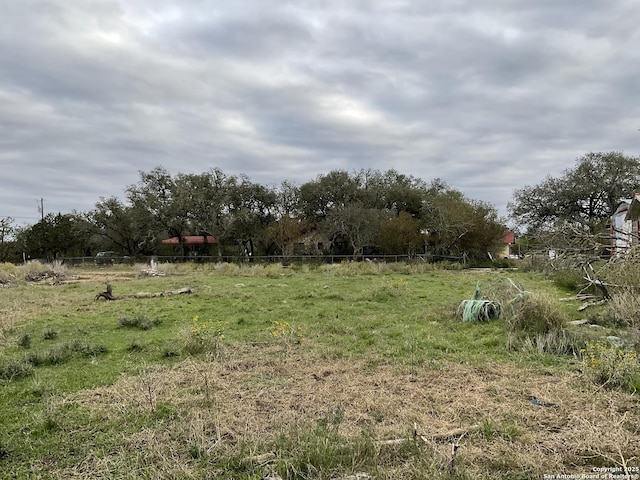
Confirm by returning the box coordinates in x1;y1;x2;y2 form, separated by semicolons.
0;263;636;479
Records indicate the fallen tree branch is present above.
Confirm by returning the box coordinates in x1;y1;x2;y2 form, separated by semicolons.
95;286;195;301
577;299;608;311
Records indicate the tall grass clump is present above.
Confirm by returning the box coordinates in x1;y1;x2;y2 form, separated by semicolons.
0;358;34;380
603;288;640;328
15;260;67;281
0;262;17;284
504;289;580;355
118;315;162;330
211;262;241;276
507;291;567;334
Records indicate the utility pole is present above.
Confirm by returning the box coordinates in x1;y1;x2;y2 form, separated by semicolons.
37;198;44;221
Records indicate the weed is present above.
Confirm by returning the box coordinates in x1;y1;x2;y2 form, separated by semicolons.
42;327;58;340
184;316;225;356
24;341;107;368
70;340;108;357
370;278;409;301
481;418;496;440
466;279;572;354
127;340;145;352
18;334;31;348
269;320;302;353
581;340;640;392
162;342;181;358
118;315;160;330
39;344;72;365
0;358;34;380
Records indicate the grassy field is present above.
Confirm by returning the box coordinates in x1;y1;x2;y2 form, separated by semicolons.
0;262;638;479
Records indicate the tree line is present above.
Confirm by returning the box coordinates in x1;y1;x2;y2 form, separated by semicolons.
2;151;638;263
1;167;506;263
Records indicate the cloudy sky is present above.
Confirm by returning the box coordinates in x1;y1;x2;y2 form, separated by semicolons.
1;0;639;225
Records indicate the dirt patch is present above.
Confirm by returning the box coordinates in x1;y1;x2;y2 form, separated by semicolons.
59;271;137;285
68;344;639;475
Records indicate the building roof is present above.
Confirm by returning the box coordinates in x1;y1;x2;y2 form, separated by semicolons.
161;235;217;245
625;192;640;221
503;231;515;244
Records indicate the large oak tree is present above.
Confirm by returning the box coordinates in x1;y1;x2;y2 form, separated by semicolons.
509;152;640;233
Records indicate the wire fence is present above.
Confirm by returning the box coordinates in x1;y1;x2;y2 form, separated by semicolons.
62;253;467;267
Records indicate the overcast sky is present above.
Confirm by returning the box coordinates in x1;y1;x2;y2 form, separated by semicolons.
1;0;639;225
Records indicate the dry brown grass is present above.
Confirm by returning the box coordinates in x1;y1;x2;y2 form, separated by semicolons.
62;343;639;478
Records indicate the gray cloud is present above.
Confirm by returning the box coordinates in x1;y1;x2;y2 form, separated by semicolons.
1;0;639;225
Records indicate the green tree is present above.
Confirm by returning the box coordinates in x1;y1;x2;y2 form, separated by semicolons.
422;182;505;259
378;211;424;255
0;217;16;262
509;152;640;233
357;169;427;215
87;197;155;255
17;213;88;260
267;215;312;257
127;166;191;244
224;178;277;257
299;171;361;224
323;206;389;258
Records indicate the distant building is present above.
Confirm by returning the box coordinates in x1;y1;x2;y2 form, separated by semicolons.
611;193;640;257
499;231;517;259
161;235;217;257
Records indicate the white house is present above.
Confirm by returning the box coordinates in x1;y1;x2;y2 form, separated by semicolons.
611;193;640;257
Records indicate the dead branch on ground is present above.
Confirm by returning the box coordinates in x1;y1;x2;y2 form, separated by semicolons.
95;283;195;301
